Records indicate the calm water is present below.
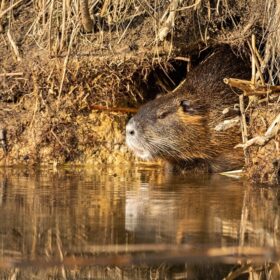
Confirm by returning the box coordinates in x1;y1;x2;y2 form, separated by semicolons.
0;167;279;279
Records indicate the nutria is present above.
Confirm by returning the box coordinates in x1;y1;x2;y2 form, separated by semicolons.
126;48;250;172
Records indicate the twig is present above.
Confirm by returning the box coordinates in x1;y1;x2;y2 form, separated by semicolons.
71;244;270;256
42;0;46;25
51;130;70;153
0;72;23;77
239;95;248;142
224;78;252;91
48;0;54;55
90;105;138;114
158;0;183;41
117;6;140;44
224;264;252;280
239;94;249;164
216;0;221;14
214;116;240;132
0;1;5;13
0;0;23;20
224;78;280;96
236;113;280;149
100;0;110;17
175;0;201;12
222;106;240;117
251;34;256;85
29;75;39;128
7;29;21;61
58;26;78;103
174;56;190;62
172;79;186;92
60;0;67;51
0;245;273;268
248;39;265;86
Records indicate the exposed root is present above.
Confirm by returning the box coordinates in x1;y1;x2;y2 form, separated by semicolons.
214;116;240;132
236;113;280;149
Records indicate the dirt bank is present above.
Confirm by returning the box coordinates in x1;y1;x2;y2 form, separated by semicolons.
0;0;279;183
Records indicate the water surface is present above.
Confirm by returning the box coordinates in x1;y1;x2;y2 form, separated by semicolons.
0;167;279;279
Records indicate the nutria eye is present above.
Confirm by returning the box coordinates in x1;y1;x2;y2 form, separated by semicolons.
181;100;195;114
157;111;169;119
181;100;190;111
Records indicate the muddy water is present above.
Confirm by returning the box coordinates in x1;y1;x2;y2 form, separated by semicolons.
0;167;279;279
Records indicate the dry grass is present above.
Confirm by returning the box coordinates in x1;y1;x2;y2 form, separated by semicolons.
1;0;280;82
3;2;280;106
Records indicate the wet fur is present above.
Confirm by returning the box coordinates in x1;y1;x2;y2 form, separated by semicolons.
127;47;250;172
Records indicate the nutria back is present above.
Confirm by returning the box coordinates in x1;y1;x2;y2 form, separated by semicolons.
126;48;250;172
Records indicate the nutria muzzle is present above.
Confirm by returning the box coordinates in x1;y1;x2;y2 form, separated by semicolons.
126;117;136;137
126;117;154;160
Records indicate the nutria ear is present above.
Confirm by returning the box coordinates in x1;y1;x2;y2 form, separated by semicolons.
180;100;196;114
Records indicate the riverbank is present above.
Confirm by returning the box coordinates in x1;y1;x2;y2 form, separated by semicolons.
0;0;279;183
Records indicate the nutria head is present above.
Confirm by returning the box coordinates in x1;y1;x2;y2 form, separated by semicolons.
126;47;250;171
126;91;214;164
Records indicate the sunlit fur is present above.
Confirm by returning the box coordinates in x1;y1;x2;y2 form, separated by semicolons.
126;47;250;172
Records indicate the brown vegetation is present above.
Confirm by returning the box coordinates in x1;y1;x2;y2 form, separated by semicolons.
0;0;279;183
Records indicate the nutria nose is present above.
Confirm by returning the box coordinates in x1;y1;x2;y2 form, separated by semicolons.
126;118;136;137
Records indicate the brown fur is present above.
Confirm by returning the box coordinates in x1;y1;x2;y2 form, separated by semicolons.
126;47;250;172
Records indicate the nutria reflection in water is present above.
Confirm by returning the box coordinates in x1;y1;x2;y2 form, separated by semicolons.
126;48;250;172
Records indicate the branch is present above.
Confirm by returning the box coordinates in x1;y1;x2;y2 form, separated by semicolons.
224;78;280;96
0;72;23;77
90;105;138;114
7;30;21;62
214;116;240;132
235;113;280;149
